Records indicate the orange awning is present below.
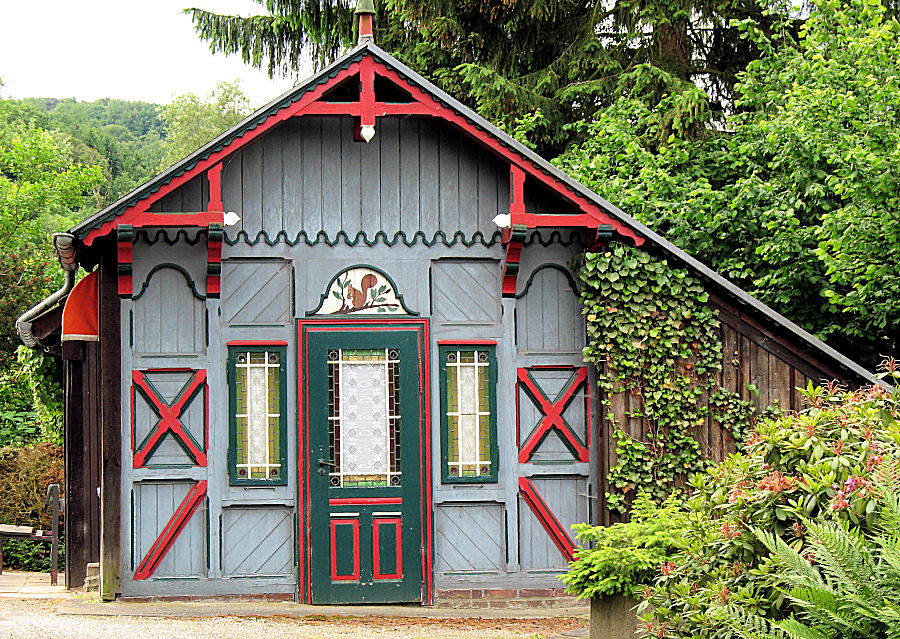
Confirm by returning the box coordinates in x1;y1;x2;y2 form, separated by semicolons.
62;271;99;342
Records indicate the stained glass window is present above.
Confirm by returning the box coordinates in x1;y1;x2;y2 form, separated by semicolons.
440;344;498;483
229;345;287;485
327;348;401;487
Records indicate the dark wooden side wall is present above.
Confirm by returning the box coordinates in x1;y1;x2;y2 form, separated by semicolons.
62;341;101;589
598;287;860;524
99;247;122;600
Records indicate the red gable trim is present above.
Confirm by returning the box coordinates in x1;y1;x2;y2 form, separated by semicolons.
81;61;371;246
83;52;643;247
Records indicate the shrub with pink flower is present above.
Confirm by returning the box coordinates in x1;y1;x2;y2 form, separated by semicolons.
640;366;900;639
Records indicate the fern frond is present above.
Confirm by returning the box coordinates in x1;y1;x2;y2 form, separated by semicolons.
806;520;874;596
713;603;783;639
775;618;830;639
754;527;823;585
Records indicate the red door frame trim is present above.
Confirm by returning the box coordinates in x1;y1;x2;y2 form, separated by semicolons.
298;317;432;604
518;477;576;563
134;480;208;580
329;518;361;581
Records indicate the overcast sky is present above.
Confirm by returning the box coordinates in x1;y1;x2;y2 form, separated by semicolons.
0;0;301;107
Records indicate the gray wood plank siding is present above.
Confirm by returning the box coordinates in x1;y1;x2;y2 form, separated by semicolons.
516;266;584;353
434;504;505;573
221;260;293;325
431;260;501;324
221;117;510;243
150;174;209;213
132;268;205;356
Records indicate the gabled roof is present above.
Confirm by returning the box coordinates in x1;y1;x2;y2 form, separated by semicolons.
70;42;879;385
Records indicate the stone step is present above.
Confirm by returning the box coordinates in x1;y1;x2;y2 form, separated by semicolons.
84;563;100;592
434;588;583;609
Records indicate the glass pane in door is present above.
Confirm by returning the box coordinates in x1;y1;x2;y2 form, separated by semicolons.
327;349;401;487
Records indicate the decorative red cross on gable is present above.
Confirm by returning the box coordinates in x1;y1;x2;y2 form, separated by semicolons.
132;369;208;468
517;367;589;464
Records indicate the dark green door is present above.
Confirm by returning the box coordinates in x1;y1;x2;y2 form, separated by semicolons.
306;327;425;603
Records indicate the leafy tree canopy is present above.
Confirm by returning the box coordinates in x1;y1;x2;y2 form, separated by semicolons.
555;0;900;367
0;94;103;369
157;80;251;171
18;97;166;206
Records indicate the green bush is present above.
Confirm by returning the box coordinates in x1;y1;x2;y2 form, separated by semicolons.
0;443;64;571
718;481;900;638
561;492;686;599
2;537;65;572
639;368;900;638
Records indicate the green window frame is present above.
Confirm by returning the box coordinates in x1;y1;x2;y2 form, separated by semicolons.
439;343;498;483
228;345;288;486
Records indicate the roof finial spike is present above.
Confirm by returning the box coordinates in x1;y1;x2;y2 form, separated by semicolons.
355;0;376;46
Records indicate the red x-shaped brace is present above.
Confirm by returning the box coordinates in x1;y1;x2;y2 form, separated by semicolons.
517;367;589;463
132;370;208;467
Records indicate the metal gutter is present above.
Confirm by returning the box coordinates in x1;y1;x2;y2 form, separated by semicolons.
16;233;79;348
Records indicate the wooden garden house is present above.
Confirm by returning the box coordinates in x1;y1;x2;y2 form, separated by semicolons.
18;11;876;604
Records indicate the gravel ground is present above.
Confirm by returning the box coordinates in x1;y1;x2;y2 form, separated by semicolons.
0;599;585;639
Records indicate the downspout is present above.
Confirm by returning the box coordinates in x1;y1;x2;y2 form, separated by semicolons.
16;233;79;348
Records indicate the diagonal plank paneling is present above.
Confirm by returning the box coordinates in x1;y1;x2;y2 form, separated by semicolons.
434;503;503;573
222;507;294;577
431;261;501;324
222;260;292;325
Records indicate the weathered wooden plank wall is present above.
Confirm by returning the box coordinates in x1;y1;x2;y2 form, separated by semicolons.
179;117;512;241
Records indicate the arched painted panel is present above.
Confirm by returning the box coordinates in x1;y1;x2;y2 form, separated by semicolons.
515;265;584;353
133;267;205;355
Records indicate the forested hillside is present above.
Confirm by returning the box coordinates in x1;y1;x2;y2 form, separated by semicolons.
0;82;249;453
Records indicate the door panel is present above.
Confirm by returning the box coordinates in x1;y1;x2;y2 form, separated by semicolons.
300;322;429;604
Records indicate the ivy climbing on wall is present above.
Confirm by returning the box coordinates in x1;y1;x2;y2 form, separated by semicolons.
575;243;760;514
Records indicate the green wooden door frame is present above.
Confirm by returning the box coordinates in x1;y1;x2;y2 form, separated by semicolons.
297;319;433;604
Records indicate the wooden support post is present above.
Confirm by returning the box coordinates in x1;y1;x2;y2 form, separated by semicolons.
45;484;59;586
206;164;223;212
99;244;122;601
116;225;133;297
502;166;528;297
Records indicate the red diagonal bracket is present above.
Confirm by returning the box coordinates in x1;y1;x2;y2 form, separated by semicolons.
518;367;589;463
518;477;576;563
134;480;207;580
132;370;208;467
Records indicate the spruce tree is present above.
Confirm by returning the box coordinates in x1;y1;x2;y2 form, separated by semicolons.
187;0;788;155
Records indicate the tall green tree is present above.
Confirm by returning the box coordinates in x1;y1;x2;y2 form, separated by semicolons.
157;80;251;170
0;98;103;365
555;0;900;367
186;0;789;155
